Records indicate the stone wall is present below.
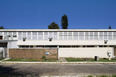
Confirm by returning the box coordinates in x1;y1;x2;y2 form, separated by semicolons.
9;48;58;59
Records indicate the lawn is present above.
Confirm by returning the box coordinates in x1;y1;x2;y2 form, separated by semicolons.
5;58;57;62
66;58;116;62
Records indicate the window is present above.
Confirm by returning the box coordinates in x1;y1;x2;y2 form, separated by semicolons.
18;32;22;40
64;32;67;40
108;32;112;40
23;32;26;39
113;32;116;40
53;32;57;40
68;32;72;40
38;32;43;40
27;32;31;40
104;32;107;40
32;32;37;40
49;32;53;38
59;32;63;40
13;32;16;35
90;32;93;40
0;32;2;35
85;32;89;40
94;32;98;40
44;32;48;40
79;32;84;40
73;32;78;40
99;32;104;40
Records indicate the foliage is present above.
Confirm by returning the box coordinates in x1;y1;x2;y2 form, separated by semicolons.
0;26;4;29
112;75;116;77
109;26;111;29
99;75;108;77
66;58;116;62
48;22;59;29
5;58;57;62
42;55;47;60
88;75;93;77
61;14;68;29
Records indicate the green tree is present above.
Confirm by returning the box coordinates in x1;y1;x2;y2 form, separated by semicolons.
61;14;68;29
0;26;4;29
48;22;59;29
109;25;111;29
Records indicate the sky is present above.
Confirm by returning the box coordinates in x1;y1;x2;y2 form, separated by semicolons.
0;0;116;29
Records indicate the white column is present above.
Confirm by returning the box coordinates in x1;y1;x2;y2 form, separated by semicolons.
57;45;59;59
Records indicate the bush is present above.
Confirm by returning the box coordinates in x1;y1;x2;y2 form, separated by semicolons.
42;55;47;60
112;75;116;77
88;75;93;77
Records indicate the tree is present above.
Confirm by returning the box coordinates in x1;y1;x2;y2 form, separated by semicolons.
109;26;111;29
0;26;4;29
61;14;68;29
48;22;59;29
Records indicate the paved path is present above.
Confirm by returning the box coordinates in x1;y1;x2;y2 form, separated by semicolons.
0;64;116;76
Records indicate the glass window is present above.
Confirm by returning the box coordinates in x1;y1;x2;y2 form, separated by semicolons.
0;32;2;35
68;32;72;40
94;32;98;40
64;32;67;40
44;32;48;40
27;32;31;40
38;32;43;40
18;32;22;40
108;32;112;40
99;32;104;40
73;32;78;40
32;32;37;40
59;32;63;40
13;32;16;35
53;32;57;40
49;32;53;38
90;32;93;40
113;32;116;40
104;32;107;40
85;32;89;40
79;32;84;40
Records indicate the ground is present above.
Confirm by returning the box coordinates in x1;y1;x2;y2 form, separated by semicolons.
0;63;116;76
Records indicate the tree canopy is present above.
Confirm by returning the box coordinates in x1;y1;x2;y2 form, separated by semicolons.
109;26;111;29
61;14;68;29
0;26;4;29
48;22;59;29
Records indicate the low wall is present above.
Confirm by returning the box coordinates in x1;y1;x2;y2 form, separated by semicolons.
59;47;114;58
9;48;58;59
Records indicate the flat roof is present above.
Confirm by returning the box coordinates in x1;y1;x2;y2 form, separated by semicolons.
0;29;116;31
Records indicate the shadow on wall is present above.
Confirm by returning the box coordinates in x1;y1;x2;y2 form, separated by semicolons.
0;65;40;77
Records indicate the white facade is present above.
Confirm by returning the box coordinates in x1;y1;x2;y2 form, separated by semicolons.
0;29;116;58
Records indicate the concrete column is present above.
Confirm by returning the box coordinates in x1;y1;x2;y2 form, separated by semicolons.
57;45;59;59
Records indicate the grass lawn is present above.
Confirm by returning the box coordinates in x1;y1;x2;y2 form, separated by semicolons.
5;58;57;62
66;58;116;62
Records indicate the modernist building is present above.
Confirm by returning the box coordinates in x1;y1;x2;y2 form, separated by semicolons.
0;29;116;59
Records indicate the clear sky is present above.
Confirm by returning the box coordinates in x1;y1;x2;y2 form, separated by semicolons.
0;0;116;29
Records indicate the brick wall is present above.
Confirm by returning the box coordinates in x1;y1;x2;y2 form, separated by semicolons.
9;48;58;59
114;48;116;57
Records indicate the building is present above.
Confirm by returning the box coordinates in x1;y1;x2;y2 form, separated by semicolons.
0;29;116;59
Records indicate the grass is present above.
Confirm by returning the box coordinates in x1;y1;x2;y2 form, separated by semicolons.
5;58;57;62
66;58;116;62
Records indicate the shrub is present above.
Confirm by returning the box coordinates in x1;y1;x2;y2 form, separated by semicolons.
88;75;93;77
42;55;47;60
112;75;116;77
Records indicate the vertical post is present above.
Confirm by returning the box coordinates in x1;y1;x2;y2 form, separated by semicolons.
7;42;9;58
57;45;59;59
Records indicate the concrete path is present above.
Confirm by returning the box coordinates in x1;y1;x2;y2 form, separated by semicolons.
0;63;116;76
